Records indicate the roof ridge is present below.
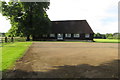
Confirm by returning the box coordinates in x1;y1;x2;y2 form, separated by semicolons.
51;20;86;22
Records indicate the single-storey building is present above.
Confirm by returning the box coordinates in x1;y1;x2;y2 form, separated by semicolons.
33;20;94;41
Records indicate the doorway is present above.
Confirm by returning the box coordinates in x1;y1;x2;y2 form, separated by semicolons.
57;34;63;40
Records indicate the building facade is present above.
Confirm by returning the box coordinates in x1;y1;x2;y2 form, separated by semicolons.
33;20;94;41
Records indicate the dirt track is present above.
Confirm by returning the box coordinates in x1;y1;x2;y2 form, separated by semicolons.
4;42;119;78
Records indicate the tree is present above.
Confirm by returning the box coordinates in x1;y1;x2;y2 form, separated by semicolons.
94;33;106;39
1;1;51;41
94;33;102;38
113;33;120;39
105;33;113;39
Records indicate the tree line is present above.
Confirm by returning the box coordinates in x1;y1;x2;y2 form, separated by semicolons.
94;33;120;39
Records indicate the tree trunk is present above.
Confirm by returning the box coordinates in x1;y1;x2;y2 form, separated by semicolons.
26;35;30;41
5;37;8;43
32;35;35;41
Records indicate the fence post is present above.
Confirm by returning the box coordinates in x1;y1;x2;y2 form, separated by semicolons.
5;37;7;43
11;37;14;42
1;38;3;43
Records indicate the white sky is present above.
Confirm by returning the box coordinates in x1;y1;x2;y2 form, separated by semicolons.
0;0;119;34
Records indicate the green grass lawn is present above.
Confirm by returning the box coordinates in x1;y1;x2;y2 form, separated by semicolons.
1;42;32;71
94;39;120;43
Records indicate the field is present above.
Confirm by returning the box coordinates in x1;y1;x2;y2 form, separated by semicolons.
3;42;119;78
1;42;32;71
94;39;120;43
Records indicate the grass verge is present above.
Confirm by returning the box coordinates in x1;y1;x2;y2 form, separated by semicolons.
1;42;32;71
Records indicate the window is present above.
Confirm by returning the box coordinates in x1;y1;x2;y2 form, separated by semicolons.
65;34;71;38
74;34;80;38
57;34;63;40
50;34;55;37
42;34;47;37
85;34;90;38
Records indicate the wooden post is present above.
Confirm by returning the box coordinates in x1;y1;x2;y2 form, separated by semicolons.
5;37;7;43
11;37;14;42
1;38;3;43
26;35;30;41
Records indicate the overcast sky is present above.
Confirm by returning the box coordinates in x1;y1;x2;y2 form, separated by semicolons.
0;0;119;34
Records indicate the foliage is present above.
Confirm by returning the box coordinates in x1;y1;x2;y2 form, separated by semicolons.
113;33;120;39
0;33;5;37
1;1;51;39
94;33;106;39
94;33;120;39
1;42;32;71
1;1;23;36
105;33;113;39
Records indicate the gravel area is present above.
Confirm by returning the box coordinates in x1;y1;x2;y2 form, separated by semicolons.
3;42;119;78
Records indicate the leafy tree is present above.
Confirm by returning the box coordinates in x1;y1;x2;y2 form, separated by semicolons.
113;33;120;39
105;33;113;39
94;33;105;39
101;34;106;39
1;1;51;41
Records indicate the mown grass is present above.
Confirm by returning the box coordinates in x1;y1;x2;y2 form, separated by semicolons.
94;39;120;43
1;42;32;71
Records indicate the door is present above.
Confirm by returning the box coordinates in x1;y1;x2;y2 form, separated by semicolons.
57;34;63;40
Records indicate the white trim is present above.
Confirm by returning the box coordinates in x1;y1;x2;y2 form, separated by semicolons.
74;34;80;38
50;34;55;37
65;34;71;38
57;34;63;40
85;34;90;38
42;34;47;37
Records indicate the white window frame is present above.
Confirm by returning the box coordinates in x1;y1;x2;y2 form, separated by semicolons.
65;34;71;38
50;34;55;37
74;34;80;38
57;34;63;40
85;34;90;38
42;34;47;37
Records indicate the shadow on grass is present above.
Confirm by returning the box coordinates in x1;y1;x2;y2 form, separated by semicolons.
2;59;119;79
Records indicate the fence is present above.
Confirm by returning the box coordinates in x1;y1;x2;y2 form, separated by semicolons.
0;37;27;43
